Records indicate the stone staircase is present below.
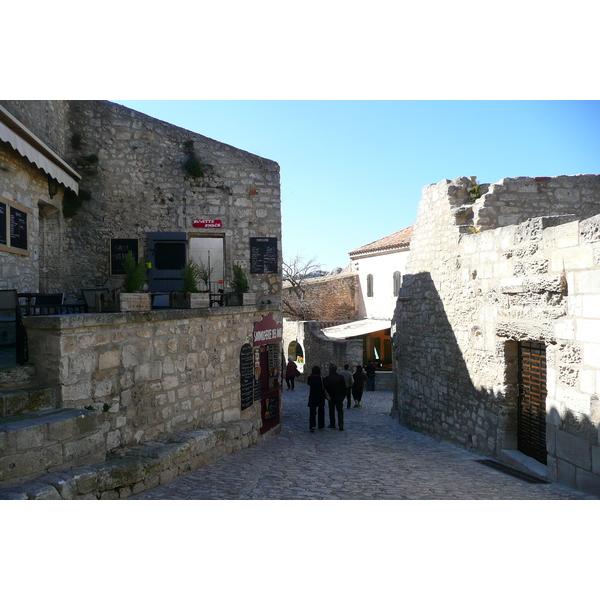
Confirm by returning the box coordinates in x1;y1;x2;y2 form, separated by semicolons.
0;363;106;488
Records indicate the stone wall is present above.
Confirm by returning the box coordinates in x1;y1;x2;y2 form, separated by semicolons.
282;272;358;321
1;101;281;301
25;306;269;443
1;306;281;489
393;174;600;495
283;319;362;380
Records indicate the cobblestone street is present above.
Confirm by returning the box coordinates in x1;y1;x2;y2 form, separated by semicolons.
131;381;596;500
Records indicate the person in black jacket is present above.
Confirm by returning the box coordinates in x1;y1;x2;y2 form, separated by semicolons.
352;365;367;407
306;365;326;432
323;364;347;431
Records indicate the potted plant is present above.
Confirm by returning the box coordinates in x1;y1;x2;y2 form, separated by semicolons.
171;259;210;309
227;264;255;306
119;251;151;312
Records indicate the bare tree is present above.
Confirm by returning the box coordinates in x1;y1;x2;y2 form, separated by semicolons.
282;253;322;321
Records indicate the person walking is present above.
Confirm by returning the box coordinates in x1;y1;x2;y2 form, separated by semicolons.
339;364;354;409
286;356;300;391
323;364;347;431
306;365;326;432
352;365;367;407
365;360;376;391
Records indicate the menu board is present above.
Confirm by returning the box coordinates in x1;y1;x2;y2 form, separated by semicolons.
0;202;6;246
110;238;139;276
9;206;28;250
239;343;255;410
250;237;278;274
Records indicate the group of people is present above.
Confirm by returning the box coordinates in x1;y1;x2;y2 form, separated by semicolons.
304;363;374;432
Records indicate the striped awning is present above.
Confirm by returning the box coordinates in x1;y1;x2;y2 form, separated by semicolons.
0;105;80;193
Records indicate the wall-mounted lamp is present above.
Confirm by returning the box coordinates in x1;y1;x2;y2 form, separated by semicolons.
48;175;59;199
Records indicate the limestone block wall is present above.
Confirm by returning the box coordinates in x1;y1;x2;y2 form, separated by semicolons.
393;174;600;495
282;272;359;321
59;101;281;300
472;175;600;230
1;100;282;301
0;142;48;292
24;307;272;451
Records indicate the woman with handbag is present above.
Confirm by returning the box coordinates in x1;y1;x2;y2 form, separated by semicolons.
306;365;326;432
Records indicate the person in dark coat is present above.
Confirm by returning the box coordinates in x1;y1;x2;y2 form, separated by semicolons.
365;360;376;391
286;356;300;390
352;365;367;407
323;364;347;431
306;365;326;432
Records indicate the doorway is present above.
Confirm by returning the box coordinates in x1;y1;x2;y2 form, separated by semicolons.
518;341;547;465
189;236;225;292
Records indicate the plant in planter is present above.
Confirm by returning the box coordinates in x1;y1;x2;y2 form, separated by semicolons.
120;251;151;311
228;265;256;306
171;259;210;308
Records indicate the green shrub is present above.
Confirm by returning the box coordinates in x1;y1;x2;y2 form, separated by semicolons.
122;251;147;293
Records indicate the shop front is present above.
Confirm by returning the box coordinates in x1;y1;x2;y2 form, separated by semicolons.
251;312;283;434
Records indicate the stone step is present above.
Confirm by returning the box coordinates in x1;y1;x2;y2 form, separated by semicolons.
0;364;37;389
0;386;58;418
0;408;105;487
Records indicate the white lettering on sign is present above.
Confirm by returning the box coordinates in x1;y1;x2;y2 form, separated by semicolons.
253;327;283;343
193;219;223;228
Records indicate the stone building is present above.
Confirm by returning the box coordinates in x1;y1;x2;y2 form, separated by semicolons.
393;174;600;496
0;101;283;497
282;226;412;388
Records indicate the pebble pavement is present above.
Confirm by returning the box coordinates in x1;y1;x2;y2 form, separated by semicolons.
130;381;597;500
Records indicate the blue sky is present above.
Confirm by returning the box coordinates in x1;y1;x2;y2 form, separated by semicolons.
116;100;600;270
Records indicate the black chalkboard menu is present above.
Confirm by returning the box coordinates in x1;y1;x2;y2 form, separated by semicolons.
0;201;6;246
110;238;139;276
9;205;28;250
240;343;255;410
250;237;278;274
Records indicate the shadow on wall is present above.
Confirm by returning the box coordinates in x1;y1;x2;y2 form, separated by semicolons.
393;270;600;497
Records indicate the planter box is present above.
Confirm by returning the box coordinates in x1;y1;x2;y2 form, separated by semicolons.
225;292;243;306
243;292;257;305
170;292;211;309
119;293;151;312
189;293;211;308
98;291;118;313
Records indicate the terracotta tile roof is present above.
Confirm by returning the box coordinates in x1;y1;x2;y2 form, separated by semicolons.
349;225;413;257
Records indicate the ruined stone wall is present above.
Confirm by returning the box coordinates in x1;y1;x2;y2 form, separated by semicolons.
472;175;600;230
393;174;600;495
282;272;359;321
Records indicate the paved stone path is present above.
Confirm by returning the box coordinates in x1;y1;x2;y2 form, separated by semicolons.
131;382;596;500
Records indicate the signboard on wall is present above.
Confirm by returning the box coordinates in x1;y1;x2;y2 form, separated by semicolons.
253;312;283;347
250;237;278;274
10;206;28;250
0;201;6;246
193;219;222;229
240;343;255;411
110;238;139;276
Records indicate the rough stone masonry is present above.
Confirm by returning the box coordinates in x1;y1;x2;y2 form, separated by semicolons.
393;174;600;496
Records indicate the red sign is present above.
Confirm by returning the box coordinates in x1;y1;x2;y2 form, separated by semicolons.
193;219;223;229
253;312;283;347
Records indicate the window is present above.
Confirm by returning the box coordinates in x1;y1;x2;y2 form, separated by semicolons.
393;271;402;296
367;274;374;297
0;197;30;256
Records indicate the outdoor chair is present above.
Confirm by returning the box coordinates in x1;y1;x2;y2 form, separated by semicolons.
81;288;109;313
33;293;65;315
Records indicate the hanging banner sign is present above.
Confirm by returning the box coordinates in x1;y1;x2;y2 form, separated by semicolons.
193;219;223;229
253;312;283;347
